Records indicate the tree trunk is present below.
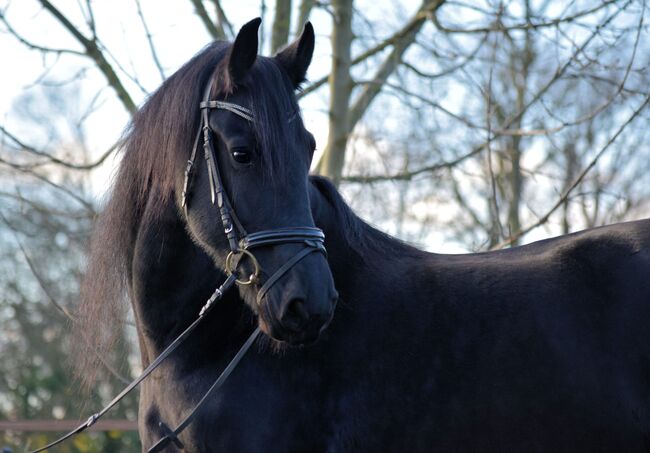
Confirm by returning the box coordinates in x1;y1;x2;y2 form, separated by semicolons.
295;0;316;35
318;0;354;185
505;0;534;245
271;0;292;53
318;0;446;185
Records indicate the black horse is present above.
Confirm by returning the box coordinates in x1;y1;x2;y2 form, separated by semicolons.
80;18;650;452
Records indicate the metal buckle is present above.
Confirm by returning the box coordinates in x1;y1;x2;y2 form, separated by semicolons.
225;249;260;285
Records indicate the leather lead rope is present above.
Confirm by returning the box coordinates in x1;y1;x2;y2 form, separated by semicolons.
37;76;328;452
145;231;325;451
147;327;261;453
29;274;238;453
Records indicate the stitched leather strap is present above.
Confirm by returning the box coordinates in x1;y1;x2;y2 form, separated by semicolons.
240;227;325;249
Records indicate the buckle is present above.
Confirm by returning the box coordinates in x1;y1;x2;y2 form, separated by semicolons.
225;249;260;285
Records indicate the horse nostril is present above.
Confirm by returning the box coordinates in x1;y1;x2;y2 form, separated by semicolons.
280;298;309;332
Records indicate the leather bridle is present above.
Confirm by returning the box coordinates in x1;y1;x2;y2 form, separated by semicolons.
31;76;327;452
183;80;327;291
190;77;330;308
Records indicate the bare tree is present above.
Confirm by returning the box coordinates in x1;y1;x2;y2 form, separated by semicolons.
271;0;292;53
334;0;649;250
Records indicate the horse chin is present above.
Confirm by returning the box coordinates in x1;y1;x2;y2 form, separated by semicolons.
282;329;322;346
258;317;325;348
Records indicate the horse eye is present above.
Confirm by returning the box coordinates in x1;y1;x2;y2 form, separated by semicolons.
232;149;252;164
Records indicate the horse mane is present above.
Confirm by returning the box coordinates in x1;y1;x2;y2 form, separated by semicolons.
309;175;422;261
75;41;301;386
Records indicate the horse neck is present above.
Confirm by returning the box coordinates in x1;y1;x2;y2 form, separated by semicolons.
308;177;427;298
130;193;248;367
309;179;388;296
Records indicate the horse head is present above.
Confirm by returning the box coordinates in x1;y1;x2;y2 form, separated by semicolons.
182;18;338;345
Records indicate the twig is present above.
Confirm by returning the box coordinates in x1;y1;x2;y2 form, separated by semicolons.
431;0;619;34
493;93;650;249
1;124;118;171
0;9;85;56
135;0;166;81
190;0;225;40
485;26;503;242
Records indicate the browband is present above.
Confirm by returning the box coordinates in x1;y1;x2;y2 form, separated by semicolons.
200;100;255;122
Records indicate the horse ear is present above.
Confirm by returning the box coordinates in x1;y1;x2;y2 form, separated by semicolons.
227;18;261;85
275;22;315;88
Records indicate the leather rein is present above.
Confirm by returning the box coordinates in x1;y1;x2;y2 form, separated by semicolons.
31;78;326;452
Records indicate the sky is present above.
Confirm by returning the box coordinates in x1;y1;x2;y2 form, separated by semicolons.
0;1;339;191
0;0;421;190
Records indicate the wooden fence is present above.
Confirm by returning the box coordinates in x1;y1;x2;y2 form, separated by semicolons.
0;419;137;432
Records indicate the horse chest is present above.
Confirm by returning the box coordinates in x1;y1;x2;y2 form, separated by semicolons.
140;355;330;452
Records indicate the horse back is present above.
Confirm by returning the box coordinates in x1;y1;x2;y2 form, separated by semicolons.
403;219;650;451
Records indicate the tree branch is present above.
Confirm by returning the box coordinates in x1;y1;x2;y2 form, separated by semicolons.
211;0;233;38
190;0;225;40
38;0;137;114
300;1;446;99
1;125;118;171
431;0;619;34
347;0;446;130
494;0;632;135
341;145;483;183
135;0;166;81
493;93;650;249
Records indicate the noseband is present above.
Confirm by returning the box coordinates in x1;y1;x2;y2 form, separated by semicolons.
32;77;327;453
